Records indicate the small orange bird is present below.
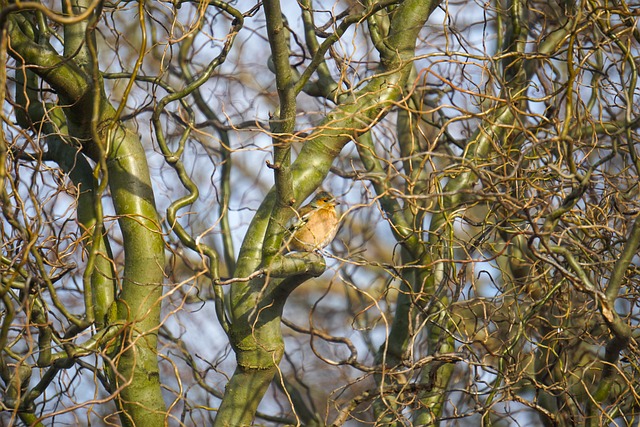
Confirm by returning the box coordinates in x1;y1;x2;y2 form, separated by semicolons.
286;191;340;252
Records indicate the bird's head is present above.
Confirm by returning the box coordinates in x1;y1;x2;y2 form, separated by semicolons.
310;191;339;208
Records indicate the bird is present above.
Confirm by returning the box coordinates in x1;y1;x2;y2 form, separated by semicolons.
285;191;340;252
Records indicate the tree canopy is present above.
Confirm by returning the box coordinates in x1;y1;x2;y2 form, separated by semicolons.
1;0;640;426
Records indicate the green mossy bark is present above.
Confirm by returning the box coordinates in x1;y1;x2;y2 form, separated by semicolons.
215;1;438;425
7;10;167;426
